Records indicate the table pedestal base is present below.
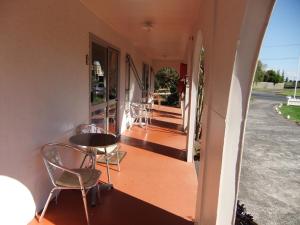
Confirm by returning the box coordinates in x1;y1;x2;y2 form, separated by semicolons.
90;183;113;207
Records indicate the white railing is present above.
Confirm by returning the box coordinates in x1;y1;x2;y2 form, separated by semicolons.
287;96;300;106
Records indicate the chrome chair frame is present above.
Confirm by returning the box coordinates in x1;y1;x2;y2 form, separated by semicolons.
130;103;150;128
77;124;121;184
39;143;101;225
147;93;155;123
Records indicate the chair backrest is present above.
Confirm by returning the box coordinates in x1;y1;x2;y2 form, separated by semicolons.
148;93;154;105
76;124;105;134
41;143;83;186
130;103;142;118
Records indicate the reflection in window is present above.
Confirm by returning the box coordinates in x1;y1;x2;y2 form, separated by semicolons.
91;108;106;127
108;49;118;100
143;63;149;98
91;60;105;105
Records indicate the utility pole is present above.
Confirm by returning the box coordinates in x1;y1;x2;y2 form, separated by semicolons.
293;57;300;99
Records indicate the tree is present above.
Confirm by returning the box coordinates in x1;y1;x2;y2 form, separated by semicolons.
254;60;265;82
155;67;179;91
282;71;286;83
285;77;288;83
280;75;284;83
264;69;283;84
155;67;179;106
254;61;286;84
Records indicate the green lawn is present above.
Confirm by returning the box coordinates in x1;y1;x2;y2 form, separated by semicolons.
278;89;300;97
279;104;300;122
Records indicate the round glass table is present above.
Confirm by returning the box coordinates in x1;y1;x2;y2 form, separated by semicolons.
69;133;117;149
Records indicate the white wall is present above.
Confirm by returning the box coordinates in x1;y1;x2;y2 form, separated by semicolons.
0;0;149;216
253;82;284;89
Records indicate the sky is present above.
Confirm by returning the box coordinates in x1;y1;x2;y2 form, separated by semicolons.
259;0;300;80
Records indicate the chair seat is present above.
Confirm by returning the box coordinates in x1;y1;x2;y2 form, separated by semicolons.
56;168;101;188
95;144;118;154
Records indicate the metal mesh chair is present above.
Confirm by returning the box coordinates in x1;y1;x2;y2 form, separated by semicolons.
39;143;101;225
130;103;150;127
77;124;121;184
146;94;154;123
76;123;105;134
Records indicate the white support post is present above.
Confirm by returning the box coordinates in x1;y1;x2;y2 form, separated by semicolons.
186;73;199;162
184;83;190;132
186;31;203;163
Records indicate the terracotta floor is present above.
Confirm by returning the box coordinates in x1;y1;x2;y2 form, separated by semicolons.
31;105;198;225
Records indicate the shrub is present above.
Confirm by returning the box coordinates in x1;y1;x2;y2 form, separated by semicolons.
235;201;258;225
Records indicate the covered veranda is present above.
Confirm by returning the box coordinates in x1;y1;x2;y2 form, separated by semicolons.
0;0;275;224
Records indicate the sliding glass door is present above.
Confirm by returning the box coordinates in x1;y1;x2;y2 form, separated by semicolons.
107;48;119;134
90;36;119;134
142;63;150;98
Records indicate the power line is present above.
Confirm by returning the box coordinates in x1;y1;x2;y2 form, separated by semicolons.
263;43;300;48
260;57;298;61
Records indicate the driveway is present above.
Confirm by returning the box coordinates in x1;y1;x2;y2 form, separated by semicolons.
238;92;300;225
251;91;287;102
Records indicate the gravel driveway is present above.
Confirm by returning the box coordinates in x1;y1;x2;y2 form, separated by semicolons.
238;92;300;225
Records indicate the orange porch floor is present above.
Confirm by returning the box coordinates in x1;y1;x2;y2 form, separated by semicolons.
30;105;198;225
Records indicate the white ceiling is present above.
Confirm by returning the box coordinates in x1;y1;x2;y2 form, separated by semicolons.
81;0;201;60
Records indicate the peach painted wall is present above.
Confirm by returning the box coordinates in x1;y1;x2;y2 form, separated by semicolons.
0;0;150;216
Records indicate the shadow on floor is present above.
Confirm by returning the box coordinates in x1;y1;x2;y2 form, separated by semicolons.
153;108;182;116
150;119;184;131
121;135;187;161
156;114;182;119
145;126;184;135
36;189;194;225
